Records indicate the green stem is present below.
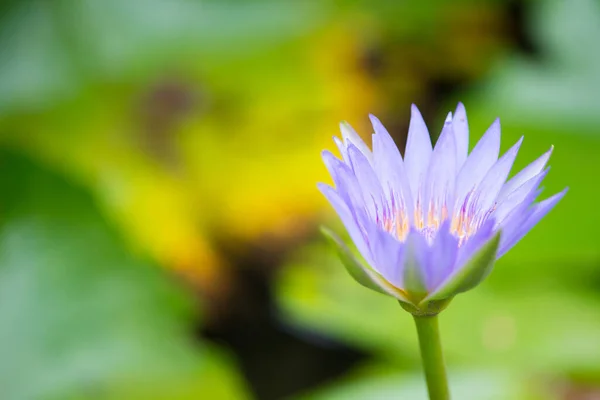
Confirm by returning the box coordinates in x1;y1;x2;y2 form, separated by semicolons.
413;315;450;400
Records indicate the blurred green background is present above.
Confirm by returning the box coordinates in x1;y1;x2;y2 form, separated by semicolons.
0;0;596;399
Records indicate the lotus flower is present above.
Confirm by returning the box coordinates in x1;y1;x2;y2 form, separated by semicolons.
319;103;566;315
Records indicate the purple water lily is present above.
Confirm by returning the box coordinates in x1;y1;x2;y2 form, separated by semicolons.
319;103;566;313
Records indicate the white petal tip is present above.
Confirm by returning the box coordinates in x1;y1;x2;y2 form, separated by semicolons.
321;149;339;162
510;136;524;152
454;102;467;120
368;113;382;128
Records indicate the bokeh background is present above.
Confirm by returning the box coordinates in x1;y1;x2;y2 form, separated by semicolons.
0;0;597;399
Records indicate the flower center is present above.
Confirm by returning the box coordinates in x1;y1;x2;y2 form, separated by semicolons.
379;190;492;246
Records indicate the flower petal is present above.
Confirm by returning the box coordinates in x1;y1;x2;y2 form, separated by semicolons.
347;144;385;218
333;136;349;165
495;186;542;237
404;104;432;204
423;114;456;217
369;114;414;214
363;218;405;288
424;226;500;303
426;221;459;291
340;121;372;164
321;227;410;302
321;150;365;211
321;150;346;188
498;188;568;256
497;146;553;203
318;183;372;264
493;168;548;225
402;230;430;300
452;102;469;169
454;118;501;211
455;218;497;269
474;136;523;212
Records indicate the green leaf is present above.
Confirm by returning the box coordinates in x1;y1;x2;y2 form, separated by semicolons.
478;0;600;132
423;233;500;303
321;227;410;303
0;151;250;400
298;366;527;400
0;0;325;114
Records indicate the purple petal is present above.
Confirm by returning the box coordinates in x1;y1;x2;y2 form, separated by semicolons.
426;221;459;291
404;104;432;204
318;183;373;266
423;115;456;217
403;229;430;295
452;102;469;169
495;185;542;233
363;218;405;288
425;224;500;302
369;113;396;151
493;168;548;224
347;144;385;218
370;114;414;214
474;136;524;212
321;150;345;187
322;150;356;204
497;146;553;203
455;218;497;270
498;188;568;257
340;121;372;164
333;136;350;165
322;150;371;218
454;118;501;211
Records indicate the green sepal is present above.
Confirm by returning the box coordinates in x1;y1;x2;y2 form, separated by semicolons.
399;297;453;317
422;232;501;303
321;226;411;303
